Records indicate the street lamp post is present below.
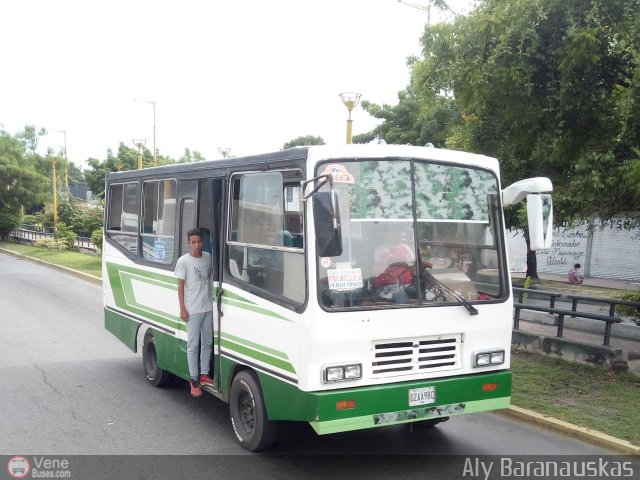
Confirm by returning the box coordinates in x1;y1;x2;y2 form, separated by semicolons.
218;147;231;158
339;92;362;144
50;156;58;232
133;98;156;166
133;139;146;170
50;129;69;199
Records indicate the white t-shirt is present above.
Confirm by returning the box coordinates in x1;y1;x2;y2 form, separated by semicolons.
174;252;213;314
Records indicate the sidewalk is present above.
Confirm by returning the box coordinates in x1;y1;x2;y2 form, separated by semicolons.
512;271;640;292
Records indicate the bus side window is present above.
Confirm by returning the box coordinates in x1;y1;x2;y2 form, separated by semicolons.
106;182;139;255
141;179;176;264
179;198;196;256
228;172;305;305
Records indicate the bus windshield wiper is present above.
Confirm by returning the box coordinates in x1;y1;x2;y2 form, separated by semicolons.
424;271;479;316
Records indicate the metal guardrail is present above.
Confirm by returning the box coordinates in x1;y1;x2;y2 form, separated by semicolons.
512;287;627;346
20;224;55;234
567;294;640;318
513;302;622;346
10;228;96;251
513;287;561;308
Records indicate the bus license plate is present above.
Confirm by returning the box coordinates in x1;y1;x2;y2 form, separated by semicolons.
409;386;436;406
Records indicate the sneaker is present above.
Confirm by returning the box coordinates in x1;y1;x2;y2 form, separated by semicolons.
190;379;202;398
199;374;214;387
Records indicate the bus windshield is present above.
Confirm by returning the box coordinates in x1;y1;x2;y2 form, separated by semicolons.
316;159;507;310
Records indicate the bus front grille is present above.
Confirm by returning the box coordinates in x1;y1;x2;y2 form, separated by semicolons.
371;335;461;377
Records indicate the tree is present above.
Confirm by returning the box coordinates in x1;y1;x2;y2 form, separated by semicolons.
84;143;176;198
179;148;206;163
0;129;48;217
360;0;640;276
282;135;325;149
15;125;47;153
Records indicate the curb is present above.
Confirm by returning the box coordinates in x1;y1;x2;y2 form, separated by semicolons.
495;406;640;455
0;247;102;285
2;246;638;455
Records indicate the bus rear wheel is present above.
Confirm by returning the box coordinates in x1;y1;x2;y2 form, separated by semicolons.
142;330;172;387
229;370;277;451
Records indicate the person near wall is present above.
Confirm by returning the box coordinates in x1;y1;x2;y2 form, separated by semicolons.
568;263;583;285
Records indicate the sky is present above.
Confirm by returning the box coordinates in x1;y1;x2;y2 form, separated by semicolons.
1;0;472;168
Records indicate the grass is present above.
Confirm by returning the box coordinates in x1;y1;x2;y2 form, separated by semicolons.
2;240;639;446
0;241;102;278
511;351;640;445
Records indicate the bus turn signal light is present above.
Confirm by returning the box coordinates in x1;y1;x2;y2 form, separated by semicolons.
482;383;498;392
336;400;356;410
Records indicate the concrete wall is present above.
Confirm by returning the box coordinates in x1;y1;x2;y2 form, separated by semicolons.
512;331;638;375
507;215;640;282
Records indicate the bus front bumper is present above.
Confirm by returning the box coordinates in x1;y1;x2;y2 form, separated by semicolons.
307;370;511;435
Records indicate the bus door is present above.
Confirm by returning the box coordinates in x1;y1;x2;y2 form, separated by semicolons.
177;177;225;386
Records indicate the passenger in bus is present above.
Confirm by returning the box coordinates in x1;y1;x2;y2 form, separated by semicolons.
175;228;215;398
373;225;415;302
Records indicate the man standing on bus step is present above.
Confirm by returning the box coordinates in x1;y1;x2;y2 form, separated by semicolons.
175;228;215;398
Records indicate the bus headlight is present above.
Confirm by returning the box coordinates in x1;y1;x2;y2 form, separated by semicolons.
323;364;362;383
474;350;505;367
344;364;362;379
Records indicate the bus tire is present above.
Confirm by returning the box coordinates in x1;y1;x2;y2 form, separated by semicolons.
142;330;172;387
229;370;277;451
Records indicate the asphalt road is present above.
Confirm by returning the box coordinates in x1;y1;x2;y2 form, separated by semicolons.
0;251;632;478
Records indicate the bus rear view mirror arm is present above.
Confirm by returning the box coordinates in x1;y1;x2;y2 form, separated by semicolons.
502;177;552;206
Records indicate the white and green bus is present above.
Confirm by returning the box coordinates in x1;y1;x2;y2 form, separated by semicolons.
103;144;552;450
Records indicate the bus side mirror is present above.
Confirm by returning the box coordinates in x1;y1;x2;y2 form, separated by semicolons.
527;194;553;250
313;192;343;258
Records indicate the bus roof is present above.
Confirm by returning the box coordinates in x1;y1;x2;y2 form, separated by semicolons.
105;144;498;182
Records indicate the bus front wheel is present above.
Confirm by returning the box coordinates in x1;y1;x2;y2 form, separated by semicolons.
142;330;172;387
229;370;277;451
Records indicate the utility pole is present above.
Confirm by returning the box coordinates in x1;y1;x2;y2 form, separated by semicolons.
50;157;58;232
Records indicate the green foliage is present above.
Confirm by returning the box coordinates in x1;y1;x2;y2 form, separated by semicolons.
35;237;68;251
512;351;640;445
616;292;640;319
361;0;640;226
15;125;47;152
0;211;20;240
91;228;103;254
282;135;325;149
0;129;49;214
23;210;54;228
57;198;103;237
0;241;102;276
55;223;77;251
179;148;206;163
84;143;174;198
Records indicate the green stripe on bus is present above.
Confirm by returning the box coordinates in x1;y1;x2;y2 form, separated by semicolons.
221;338;296;374
106;262;177;284
221;289;256;304
106;262;290;324
221;333;289;360
118;271;185;331
222;297;290;321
